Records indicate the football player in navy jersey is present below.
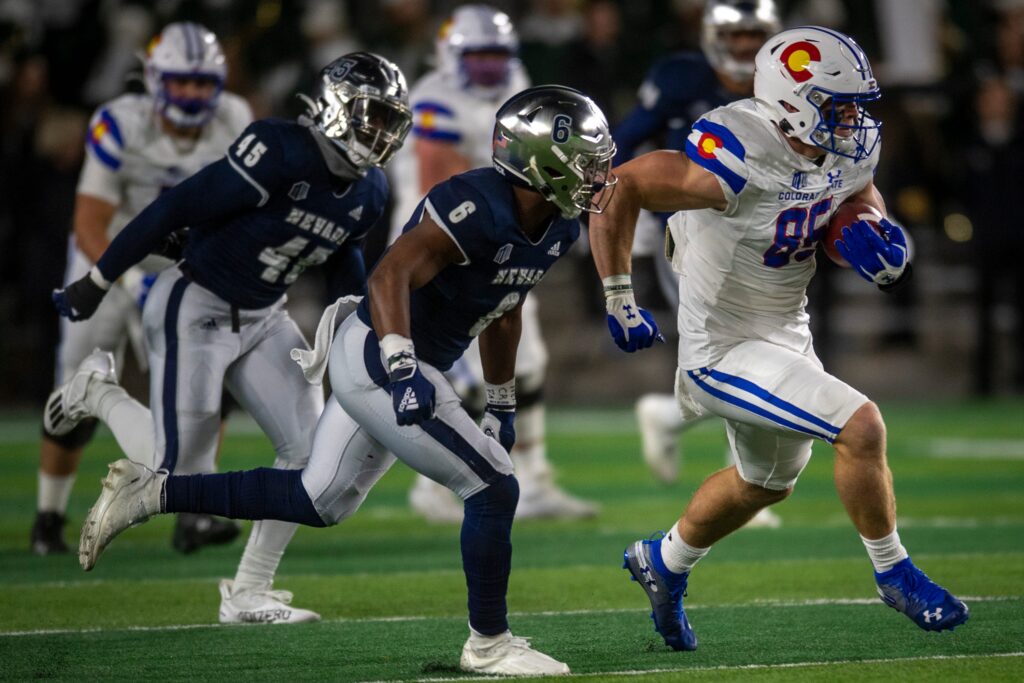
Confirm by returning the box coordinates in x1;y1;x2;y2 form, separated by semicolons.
75;85;658;675
51;53;412;624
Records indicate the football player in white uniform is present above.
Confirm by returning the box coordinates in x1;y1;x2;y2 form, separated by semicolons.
390;4;596;522
32;22;252;555
590;27;968;650
624;3;784;532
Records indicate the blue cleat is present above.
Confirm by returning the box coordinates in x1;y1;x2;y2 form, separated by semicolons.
874;557;969;632
622;534;697;651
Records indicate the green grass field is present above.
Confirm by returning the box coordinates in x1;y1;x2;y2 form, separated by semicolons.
2;401;1023;681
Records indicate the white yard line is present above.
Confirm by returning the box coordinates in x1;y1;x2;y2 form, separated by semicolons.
0;595;1016;638
365;652;1024;683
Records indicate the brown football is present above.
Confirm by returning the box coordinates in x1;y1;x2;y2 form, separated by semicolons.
824;201;884;268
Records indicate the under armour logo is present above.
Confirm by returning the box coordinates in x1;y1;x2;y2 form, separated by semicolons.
639;564;658;591
398;387;419;412
623;304;637;320
922;608;943;623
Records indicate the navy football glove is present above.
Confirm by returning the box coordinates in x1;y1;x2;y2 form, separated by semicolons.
836;218;909;288
385;350;432;423
481;406;516;452
53;268;109;321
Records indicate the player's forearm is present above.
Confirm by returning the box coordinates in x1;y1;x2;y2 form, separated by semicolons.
478;312;520;385
72;195;116;264
367;261;413;340
589;170;642;279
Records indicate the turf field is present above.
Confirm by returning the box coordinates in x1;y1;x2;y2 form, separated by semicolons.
1;401;1022;681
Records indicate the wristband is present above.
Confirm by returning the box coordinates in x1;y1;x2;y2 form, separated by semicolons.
485;379;516;408
380;333;415;371
89;265;112;291
602;273;633;298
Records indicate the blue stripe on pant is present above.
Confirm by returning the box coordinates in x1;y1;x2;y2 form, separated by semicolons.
687;370;837;442
706;368;841;438
160;277;191;471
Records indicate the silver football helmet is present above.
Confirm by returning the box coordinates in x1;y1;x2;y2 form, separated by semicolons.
299;52;412;173
492;85;616;219
701;0;781;82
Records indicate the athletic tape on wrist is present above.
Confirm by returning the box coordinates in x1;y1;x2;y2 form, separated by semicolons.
485;379;516;409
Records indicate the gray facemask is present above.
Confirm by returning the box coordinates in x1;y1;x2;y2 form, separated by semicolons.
298;114;363;181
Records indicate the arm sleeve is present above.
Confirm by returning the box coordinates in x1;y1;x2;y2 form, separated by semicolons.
420;178;494;265
95;155;270;281
323;240;367;298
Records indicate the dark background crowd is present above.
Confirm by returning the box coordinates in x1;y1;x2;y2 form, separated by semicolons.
1;0;1022;407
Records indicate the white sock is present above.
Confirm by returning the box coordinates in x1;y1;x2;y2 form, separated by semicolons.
232;520;298;591
861;528;909;572
88;382;157;468
38;471;75;514
660;522;710;574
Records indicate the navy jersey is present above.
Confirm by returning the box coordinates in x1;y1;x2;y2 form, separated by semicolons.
97;119;388;308
358;168;579;371
613;53;738;165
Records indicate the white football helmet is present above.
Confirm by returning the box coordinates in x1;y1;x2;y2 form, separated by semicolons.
754;26;881;162
437;4;519;93
701;0;781;82
144;22;227;129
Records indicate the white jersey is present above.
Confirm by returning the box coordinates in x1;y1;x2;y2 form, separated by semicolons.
668;98;880;369
388;64;530;241
77;92;252;247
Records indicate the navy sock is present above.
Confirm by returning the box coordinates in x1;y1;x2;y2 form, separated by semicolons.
461;474;519;635
163;468;327;527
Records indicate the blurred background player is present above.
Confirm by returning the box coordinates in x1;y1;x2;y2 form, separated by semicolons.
389;4;596;522
617;1;783;529
76;84;615;675
51;52;411;623
592;25;968;651
31;22;252;555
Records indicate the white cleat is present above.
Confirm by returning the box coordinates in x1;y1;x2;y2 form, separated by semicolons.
460;630;570;676
79;458;164;571
409;476;464;524
517;479;598;520
44;348;117;436
744;507;783;529
636;394;683;483
218;579;321;624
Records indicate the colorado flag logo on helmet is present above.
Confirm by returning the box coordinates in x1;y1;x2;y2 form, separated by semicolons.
779;40;821;83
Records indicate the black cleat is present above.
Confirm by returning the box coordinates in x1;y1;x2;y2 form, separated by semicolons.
172;512;241;554
31;511;69;555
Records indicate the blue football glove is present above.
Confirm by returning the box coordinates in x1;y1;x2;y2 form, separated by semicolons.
835;218;909;287
387;352;435;426
606;290;662;352
53;269;108;321
481;406;516;452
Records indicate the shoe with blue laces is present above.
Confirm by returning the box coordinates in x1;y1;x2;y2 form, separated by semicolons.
874;557;969;632
622;533;697;651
